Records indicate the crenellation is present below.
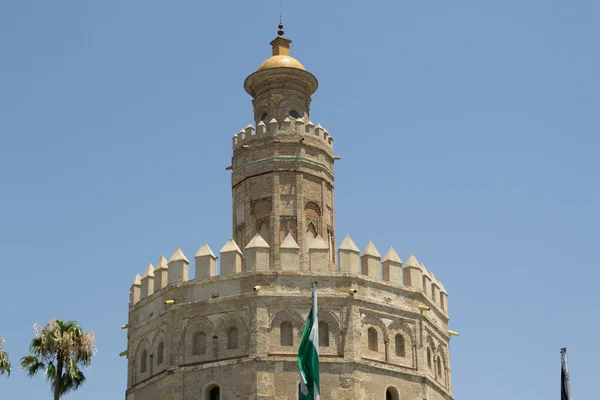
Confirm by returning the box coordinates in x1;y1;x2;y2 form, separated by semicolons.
220;239;242;275
306;120;315;135
154;256;168;293
167;247;189;285
439;281;448;312
129;241;449;312
268;118;278;134
257;120;266;135
315;123;324;139
245;123;255;138
403;254;423;290
430;271;440;306
280;233;299;270
421;263;432;297
338;235;360;274
382;246;402;282
130;273;141;306
308;234;329;271
245;233;270;271
195;243;216;280
295;118;305;133
140;264;154;299
361;241;382;279
232;118;333;153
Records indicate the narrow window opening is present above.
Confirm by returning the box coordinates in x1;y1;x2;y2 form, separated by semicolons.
318;321;329;347
227;326;238;349
157;341;164;365
368;327;378;352
140;350;147;373
208;385;220;400
395;334;405;357
386;387;399;400
193;332;206;355
427;347;432;369
280;321;293;346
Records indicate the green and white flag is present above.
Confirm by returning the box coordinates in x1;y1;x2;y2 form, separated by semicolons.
298;283;320;399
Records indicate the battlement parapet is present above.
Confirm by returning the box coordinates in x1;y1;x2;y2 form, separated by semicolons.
232;118;333;151
129;235;449;314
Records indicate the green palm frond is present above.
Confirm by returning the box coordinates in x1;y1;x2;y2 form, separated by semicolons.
0;337;11;377
0;356;10;377
45;361;56;382
61;350;86;395
20;355;45;377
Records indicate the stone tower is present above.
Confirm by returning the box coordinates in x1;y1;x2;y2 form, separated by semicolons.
124;25;456;400
233;32;334;271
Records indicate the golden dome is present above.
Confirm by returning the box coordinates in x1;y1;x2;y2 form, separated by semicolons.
258;55;305;71
256;35;306;72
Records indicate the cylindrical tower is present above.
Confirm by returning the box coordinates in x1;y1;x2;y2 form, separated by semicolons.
231;29;335;271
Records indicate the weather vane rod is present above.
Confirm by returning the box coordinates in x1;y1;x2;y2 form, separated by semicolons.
278;0;284;36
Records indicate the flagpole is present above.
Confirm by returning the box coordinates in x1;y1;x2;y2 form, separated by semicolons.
312;282;318;325
561;348;572;400
311;281;319;399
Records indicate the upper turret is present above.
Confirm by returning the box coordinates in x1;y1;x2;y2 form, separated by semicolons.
244;23;318;125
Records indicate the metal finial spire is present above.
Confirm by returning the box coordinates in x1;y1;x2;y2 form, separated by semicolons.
278;13;284;37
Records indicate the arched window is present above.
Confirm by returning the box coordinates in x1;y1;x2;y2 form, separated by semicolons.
395;334;405;357
227;326;238;349
140;350;147;373
368;327;378;352
318;321;329;347
207;385;220;400
280;322;293;346
157;341;164;365
437;355;442;376
306;223;317;251
305;202;321;224
427;347;432;369
386;387;399;400
193;332;206;355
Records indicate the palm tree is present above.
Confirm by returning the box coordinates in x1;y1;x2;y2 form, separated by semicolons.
0;337;10;377
21;320;96;400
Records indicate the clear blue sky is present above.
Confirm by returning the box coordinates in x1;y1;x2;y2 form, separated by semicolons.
0;1;598;399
